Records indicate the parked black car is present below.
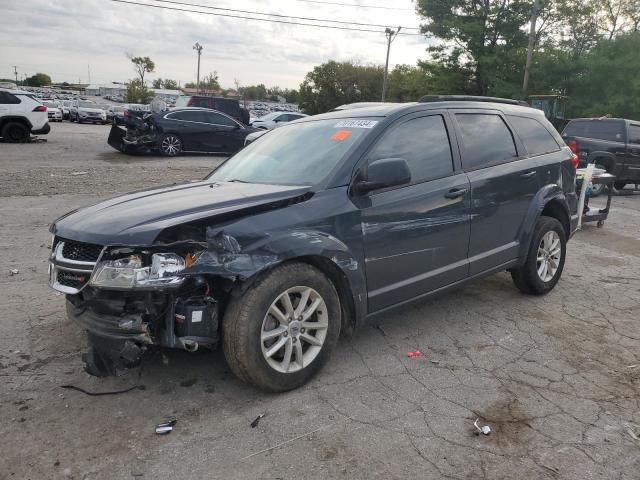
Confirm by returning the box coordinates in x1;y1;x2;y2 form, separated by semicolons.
50;96;578;391
107;107;258;156
562;117;640;192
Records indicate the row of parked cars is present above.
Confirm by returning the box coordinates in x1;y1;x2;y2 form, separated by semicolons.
40;98;150;125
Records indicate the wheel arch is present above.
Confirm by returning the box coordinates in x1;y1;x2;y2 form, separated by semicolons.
517;185;572;260
0;116;32;132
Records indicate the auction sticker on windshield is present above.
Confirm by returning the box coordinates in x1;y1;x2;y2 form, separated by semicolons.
334;120;378;129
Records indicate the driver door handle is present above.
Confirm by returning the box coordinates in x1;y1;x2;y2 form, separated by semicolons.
444;188;468;199
521;170;537;178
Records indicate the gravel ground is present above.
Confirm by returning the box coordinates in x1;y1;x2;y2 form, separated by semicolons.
1;123;639;479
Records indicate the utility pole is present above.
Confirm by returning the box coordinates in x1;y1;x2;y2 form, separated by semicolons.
193;42;203;94
523;0;543;95
381;27;401;102
88;64;91;85
13;66;18;85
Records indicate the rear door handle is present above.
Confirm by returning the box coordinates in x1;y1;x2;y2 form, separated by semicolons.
521;170;537;178
444;188;468;199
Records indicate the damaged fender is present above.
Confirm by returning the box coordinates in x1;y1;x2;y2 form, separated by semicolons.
181;188;368;325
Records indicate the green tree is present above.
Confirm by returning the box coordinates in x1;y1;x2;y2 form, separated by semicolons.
128;55;155;86
163;79;179;90
25;73;52;87
125;79;153;104
416;0;531;96
185;71;220;91
298;61;383;114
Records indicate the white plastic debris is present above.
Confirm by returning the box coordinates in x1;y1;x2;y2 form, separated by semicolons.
474;418;491;435
9;269;19;275
70;171;88;176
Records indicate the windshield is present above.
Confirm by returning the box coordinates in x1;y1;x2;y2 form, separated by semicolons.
43;101;58;108
78;101;95;108
209;118;374;186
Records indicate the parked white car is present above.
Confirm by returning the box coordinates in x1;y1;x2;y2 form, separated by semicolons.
0;88;50;142
250;111;307;130
43;100;63;122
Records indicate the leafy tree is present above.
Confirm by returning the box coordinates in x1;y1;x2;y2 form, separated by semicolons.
298;61;383;114
128;55;155;86
126;79;153;104
416;0;531;95
239;84;268;100
163;79;179;90
25;73;52;87
386;64;432;102
185;71;220;91
151;78;179;89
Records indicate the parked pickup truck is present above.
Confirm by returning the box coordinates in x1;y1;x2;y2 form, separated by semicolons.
562;117;640;193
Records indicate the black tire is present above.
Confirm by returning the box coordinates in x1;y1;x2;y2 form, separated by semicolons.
511;216;566;295
159;133;183;156
1;121;29;142
223;262;341;392
614;181;627;190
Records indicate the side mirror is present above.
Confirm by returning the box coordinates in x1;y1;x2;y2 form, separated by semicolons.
353;157;411;195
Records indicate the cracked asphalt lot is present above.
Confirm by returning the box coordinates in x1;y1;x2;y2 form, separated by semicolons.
1;123;639;479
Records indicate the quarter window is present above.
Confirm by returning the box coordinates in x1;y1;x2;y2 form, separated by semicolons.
169;111;205;122
455;113;518;170
367;115;454;184
0;92;20;104
507;115;560;156
628;125;640;144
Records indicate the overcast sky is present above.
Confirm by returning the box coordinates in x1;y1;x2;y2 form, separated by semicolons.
0;0;432;89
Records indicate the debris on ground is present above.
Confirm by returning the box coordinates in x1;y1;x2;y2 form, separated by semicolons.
60;384;145;396
406;350;422;359
473;418;491;435
155;417;177;435
70;171;88;176
250;413;266;428
9;269;19;276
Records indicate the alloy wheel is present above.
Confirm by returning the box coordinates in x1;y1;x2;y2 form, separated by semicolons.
260;286;329;373
536;230;561;282
161;135;181;155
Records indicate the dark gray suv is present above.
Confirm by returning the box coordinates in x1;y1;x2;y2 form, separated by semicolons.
48;96;578;391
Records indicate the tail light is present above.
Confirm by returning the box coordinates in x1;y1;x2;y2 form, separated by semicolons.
567;138;577;154
33;105;47;112
570;153;579;169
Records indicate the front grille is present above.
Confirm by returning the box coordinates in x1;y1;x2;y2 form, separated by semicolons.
61;239;103;262
57;270;89;290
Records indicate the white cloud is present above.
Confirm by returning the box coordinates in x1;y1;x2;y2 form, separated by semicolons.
0;0;432;89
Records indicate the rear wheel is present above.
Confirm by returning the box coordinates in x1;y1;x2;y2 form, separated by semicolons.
614;181;627;190
1;122;29;142
223;262;341;392
159;134;182;156
590;164;607;196
511;216;566;295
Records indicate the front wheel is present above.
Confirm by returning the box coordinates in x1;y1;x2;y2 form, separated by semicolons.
159;134;182;156
223;262;341;392
1;122;29;142
511;216;566;295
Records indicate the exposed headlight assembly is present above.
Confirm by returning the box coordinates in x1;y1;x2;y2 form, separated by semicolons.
90;253;186;290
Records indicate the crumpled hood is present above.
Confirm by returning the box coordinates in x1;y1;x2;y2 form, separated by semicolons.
52;180;312;245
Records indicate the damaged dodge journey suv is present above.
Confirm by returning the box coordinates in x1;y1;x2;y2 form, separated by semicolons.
49;96;578;391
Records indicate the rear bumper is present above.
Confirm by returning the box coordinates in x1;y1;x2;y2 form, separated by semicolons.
31;123;51;135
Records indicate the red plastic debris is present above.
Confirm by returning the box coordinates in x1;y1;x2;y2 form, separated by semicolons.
406;351;414;358
414;350;421;357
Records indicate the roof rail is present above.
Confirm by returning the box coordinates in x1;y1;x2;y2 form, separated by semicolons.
418;95;529;107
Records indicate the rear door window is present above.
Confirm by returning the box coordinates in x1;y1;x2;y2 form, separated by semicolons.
562;120;625;142
367;114;454;184
507;115;560;156
190;97;210;108
203;112;237;127
455;113;518;170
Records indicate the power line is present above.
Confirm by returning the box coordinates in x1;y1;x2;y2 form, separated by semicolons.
147;0;421;30
290;0;415;11
108;0;424;35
